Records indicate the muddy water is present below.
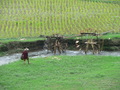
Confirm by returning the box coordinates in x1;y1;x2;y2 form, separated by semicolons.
0;50;120;66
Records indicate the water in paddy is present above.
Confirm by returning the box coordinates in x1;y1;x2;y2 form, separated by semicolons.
0;50;120;66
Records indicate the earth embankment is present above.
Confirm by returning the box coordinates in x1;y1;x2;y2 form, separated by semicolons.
0;39;120;53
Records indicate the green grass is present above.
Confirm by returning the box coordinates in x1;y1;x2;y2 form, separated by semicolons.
0;55;120;90
101;33;120;39
0;33;119;44
0;0;120;38
83;0;120;4
0;37;45;43
67;33;120;40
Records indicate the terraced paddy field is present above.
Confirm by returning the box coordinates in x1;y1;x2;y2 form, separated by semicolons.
0;0;120;38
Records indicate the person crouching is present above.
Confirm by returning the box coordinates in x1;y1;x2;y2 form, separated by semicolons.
21;48;29;64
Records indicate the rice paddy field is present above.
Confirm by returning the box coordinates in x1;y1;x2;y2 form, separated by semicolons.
0;0;120;38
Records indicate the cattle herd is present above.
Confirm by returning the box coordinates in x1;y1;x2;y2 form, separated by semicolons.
43;33;104;55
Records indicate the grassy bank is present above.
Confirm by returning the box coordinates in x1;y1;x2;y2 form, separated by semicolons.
68;33;120;39
0;55;120;90
0;37;45;43
0;33;120;43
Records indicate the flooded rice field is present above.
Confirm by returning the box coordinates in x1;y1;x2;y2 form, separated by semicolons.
0;50;120;66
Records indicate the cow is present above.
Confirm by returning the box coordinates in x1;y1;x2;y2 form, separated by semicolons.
43;35;68;55
75;39;100;54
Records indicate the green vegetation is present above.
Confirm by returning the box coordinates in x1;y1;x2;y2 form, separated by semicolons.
0;55;120;90
100;33;120;39
65;33;120;40
0;33;119;44
83;0;120;4
0;52;6;56
0;37;45;43
0;0;120;38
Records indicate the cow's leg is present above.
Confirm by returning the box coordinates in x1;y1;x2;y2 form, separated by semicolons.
54;45;57;55
100;39;104;52
85;43;89;54
97;44;100;54
91;44;95;54
58;46;61;54
51;46;54;53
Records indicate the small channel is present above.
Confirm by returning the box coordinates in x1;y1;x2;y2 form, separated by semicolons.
0;50;120;66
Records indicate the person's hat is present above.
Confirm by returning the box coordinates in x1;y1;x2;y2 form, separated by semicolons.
24;48;29;51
